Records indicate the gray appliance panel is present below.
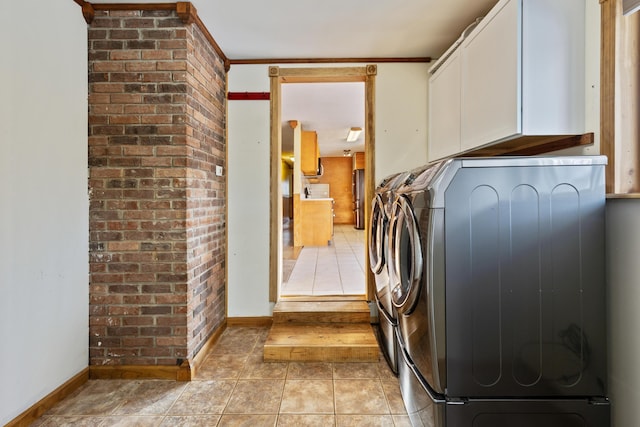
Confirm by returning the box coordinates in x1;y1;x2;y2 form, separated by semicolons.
445;398;610;427
371;171;412;317
397;334;445;427
444;163;607;398
394;201;447;394
370;195;393;315
430;156;607;208
376;300;398;374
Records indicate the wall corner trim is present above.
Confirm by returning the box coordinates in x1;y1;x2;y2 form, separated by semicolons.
82;2;95;24
188;321;227;378
72;0;95;24
366;64;377;76
174;2;230;71
176;1;197;25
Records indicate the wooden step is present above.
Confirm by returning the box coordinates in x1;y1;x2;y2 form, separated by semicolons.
263;323;379;362
264;300;379;362
272;300;371;324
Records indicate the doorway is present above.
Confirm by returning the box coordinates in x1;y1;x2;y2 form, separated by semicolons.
281;82;365;297
268;66;377;303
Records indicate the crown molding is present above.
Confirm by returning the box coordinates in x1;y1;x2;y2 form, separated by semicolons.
176;1;196;24
73;1;230;71
74;2;431;71
230;57;431;65
74;2;433;71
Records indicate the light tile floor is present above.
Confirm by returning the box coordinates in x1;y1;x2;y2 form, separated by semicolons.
282;225;366;297
34;326;409;426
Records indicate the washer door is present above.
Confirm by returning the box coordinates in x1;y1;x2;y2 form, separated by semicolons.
369;195;386;275
390;195;423;314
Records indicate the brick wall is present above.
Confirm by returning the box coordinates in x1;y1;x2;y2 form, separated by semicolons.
88;8;226;367
184;21;227;359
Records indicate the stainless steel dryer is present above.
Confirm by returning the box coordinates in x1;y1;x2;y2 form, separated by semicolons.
389;157;610;427
369;171;410;374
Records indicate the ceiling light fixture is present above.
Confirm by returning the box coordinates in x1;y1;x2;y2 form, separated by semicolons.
343;149;351;157
346;127;363;142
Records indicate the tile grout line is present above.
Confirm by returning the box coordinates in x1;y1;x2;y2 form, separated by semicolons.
332;238;346;295
282;225;365;297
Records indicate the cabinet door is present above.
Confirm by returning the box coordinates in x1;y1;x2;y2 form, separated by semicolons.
428;49;461;161
353;152;365;170
301;131;318;176
460;0;520;152
301;200;332;246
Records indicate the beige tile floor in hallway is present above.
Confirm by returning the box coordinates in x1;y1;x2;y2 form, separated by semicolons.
33;326;409;426
281;224;366;297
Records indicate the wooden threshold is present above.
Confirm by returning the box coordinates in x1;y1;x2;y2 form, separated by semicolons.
264;300;379;362
278;294;367;302
273;300;371;324
264;323;379;362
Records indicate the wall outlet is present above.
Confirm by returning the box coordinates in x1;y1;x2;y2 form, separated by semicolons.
215;165;223;176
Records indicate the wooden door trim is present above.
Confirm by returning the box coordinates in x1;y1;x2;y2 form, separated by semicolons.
601;0;617;193
269;65;377;302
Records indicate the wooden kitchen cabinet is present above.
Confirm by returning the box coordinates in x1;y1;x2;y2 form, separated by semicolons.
301;130;319;176
353;152;365;170
428;0;586;161
300;199;333;246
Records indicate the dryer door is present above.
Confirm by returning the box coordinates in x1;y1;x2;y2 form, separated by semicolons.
390;195;423;315
369;195;386;275
371;194;394;315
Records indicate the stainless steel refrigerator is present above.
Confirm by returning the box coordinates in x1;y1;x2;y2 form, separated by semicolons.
353;169;364;229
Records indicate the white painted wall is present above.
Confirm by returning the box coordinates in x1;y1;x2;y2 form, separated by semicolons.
0;1;88;424
375;63;430;180
227;100;272;317
226;63;429;317
547;0;602;157
606;199;640;427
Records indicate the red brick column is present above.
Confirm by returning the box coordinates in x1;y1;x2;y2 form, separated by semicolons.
88;8;226;368
183;19;227;359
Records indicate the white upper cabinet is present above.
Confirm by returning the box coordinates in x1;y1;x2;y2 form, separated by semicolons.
428;49;461;160
428;0;586;161
460;0;519;151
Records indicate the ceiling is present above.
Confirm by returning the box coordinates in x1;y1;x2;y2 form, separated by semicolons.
97;0;499;157
281;82;365;158
193;0;498;60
